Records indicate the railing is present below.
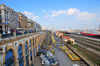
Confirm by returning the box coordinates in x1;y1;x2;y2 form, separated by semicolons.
5;18;9;20
0;31;38;41
24;31;27;34
1;33;14;39
16;33;22;36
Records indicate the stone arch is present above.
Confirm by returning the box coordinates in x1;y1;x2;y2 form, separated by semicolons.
17;42;25;66
29;38;32;48
29;38;32;63
24;39;29;47
3;45;17;66
24;39;30;66
32;37;35;60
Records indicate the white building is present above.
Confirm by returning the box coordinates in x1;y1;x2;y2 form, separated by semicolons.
34;22;42;32
28;19;34;31
0;4;19;33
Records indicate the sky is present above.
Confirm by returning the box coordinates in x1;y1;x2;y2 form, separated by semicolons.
0;0;100;30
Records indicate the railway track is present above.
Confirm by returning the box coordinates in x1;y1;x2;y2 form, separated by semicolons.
76;45;100;65
72;35;100;47
64;34;100;51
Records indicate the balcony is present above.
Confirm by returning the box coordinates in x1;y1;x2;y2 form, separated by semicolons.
5;18;9;20
2;22;6;24
7;22;10;24
2;22;10;25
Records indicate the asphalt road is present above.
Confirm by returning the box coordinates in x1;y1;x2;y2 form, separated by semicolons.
32;34;87;66
53;35;88;66
53;35;73;66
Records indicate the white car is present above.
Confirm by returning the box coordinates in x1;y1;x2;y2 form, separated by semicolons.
39;53;45;59
41;57;50;64
72;64;79;66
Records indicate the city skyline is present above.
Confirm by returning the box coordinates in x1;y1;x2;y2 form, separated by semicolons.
0;0;100;30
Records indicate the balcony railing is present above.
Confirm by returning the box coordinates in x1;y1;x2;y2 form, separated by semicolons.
3;22;6;24
7;22;10;24
5;18;9;20
17;21;19;22
2;22;10;25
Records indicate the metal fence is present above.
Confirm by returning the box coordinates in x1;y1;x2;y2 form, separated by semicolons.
1;34;14;39
0;31;36;41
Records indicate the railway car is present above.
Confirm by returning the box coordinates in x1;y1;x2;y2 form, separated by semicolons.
64;47;80;61
68;53;80;60
62;46;68;50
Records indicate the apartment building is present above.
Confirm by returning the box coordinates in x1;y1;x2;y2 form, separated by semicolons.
34;22;42;32
18;12;28;29
0;4;19;33
28;19;34;31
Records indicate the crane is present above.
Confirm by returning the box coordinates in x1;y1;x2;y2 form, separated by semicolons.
84;24;89;32
91;21;93;31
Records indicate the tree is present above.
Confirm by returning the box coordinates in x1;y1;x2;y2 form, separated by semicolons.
66;40;72;45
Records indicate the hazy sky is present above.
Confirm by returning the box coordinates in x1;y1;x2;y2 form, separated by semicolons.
0;0;100;30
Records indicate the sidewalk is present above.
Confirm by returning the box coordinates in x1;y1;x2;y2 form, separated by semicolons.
32;56;42;66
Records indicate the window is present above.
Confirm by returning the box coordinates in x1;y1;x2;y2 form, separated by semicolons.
5;10;6;14
0;20;2;23
0;10;1;14
35;37;36;44
33;38;34;46
5;15;6;18
0;20;1;22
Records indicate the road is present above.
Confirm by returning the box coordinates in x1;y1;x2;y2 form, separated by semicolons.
53;35;74;66
32;34;87;66
53;35;87;66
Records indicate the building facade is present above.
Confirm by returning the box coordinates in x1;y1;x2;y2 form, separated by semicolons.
34;22;42;32
0;4;19;33
28;19;34;31
18;12;28;30
0;32;46;66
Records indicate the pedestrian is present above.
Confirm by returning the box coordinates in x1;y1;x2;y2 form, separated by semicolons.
7;30;10;34
3;30;6;38
51;43;52;46
7;30;11;37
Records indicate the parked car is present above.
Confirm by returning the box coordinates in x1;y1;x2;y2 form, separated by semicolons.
37;50;46;56
39;53;45;59
41;57;50;65
50;57;59;66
